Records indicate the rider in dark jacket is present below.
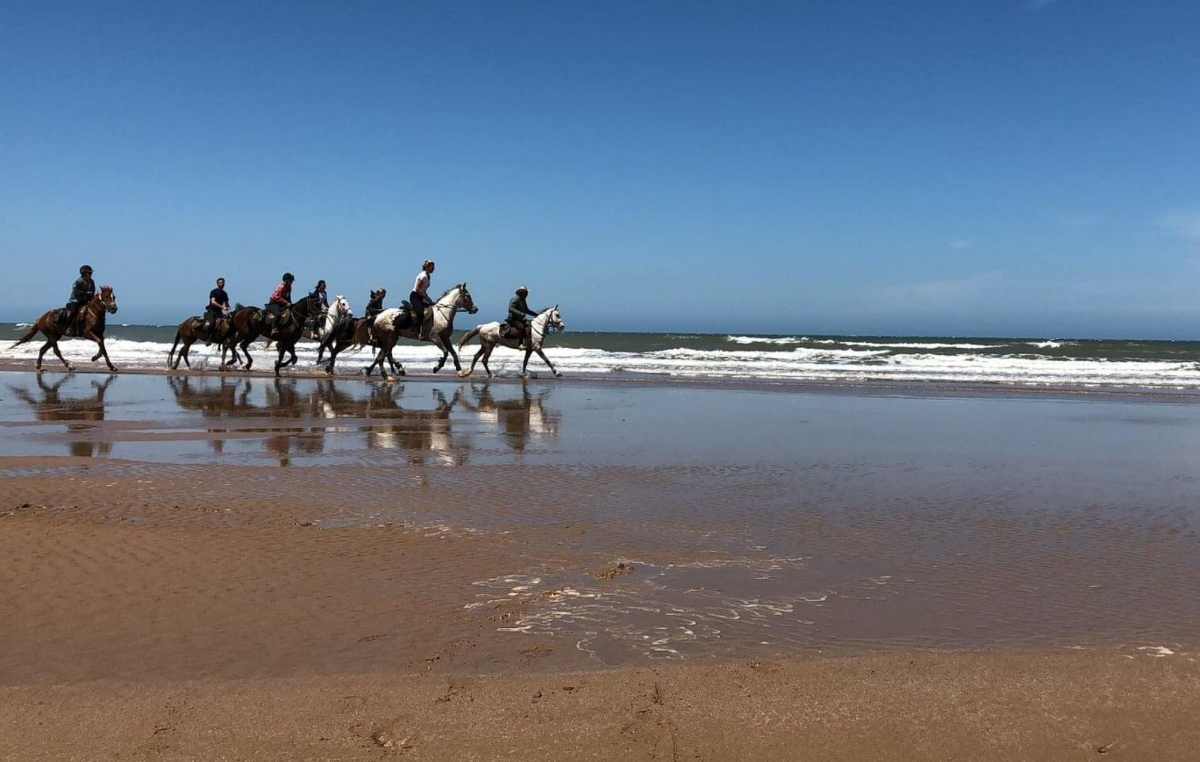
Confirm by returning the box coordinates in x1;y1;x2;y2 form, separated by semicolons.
506;286;538;342
364;288;386;319
60;265;96;329
308;280;329;311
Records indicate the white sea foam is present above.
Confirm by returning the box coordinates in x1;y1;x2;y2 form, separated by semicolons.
726;335;806;345
3;336;1199;388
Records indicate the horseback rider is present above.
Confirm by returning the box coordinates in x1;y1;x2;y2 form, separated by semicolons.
305;279;329;335
59;265;96;331
363;287;387;343
411;260;435;341
308;280;329;311
506;286;538;343
365;288;386;320
205;277;230;334
265;272;294;331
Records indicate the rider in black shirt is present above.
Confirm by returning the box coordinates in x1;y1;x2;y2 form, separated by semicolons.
205;277;230;333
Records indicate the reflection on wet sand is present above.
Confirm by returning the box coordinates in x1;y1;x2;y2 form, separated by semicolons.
459;382;561;452
1;373;563;465
162;375;560;466
8;373;116;457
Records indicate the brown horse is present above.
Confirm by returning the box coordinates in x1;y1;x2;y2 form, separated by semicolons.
11;286;120;371
166;313;242;370
224;306;268;371
265;293;322;376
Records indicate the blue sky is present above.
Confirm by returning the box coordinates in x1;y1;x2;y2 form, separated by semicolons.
2;0;1198;337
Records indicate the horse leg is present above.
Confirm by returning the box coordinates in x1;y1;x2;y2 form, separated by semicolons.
96;339;117;372
240;339;254;371
39;338;68;371
481;345;494;378
181;339;192;369
535;348;562;377
431;337;448;374
83;331;116;371
521;349;534;377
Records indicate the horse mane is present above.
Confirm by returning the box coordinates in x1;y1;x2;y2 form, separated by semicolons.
436;283;465;300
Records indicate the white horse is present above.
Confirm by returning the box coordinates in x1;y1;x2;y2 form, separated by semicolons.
360;283;478;376
305;295;352;343
456;305;565;378
314;295;352;341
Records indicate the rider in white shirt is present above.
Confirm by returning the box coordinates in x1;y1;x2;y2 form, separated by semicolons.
410;259;435;340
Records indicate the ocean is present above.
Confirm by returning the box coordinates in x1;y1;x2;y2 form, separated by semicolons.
3;322;1200;388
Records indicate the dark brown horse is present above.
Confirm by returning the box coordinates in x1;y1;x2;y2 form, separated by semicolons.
11;286;120;371
166;313;242;370
265;294;322;376
224;306;268;371
218;296;322;376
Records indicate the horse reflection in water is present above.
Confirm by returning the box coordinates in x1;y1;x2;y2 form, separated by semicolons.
458;381;560;452
358;384;467;466
167;375;467;465
9;373;116;457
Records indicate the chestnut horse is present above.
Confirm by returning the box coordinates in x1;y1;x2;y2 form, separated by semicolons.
11;286;120;371
167;312;243;370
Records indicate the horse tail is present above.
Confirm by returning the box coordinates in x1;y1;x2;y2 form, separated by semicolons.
167;329;182;366
457;326;481;350
10;324;40;349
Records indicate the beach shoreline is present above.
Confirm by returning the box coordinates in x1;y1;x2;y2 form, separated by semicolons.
3;368;1199;758
5;358;1200;403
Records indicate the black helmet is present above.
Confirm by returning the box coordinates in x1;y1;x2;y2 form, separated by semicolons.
80;264;94;274
282;272;294;282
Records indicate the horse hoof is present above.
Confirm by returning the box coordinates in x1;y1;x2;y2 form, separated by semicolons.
555;372;563;378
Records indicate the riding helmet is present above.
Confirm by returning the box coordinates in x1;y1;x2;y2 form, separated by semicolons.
516;285;529;294
282;272;294;282
80;265;94;275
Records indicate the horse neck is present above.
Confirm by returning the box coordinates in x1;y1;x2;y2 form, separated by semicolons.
293;298;314;318
529;310;552;346
434;287;461;309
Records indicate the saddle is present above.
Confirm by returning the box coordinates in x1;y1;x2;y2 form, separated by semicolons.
264;307;293;332
54;308;86;336
500;321;531;344
192;315;230;335
400;301;432;329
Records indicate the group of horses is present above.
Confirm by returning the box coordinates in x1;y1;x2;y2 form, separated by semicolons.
10;283;566;379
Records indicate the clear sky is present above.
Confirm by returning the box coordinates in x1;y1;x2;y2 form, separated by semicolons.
2;0;1198;337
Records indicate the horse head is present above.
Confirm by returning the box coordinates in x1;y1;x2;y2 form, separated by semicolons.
454;282;478;314
547;305;564;331
99;285;118;314
333;295;352;317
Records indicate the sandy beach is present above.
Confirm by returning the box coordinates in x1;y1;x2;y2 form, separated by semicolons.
3;368;1199;760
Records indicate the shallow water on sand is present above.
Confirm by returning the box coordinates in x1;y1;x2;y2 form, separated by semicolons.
3;371;1199;663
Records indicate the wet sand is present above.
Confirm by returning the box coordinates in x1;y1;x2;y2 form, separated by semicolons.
2;369;1200;759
